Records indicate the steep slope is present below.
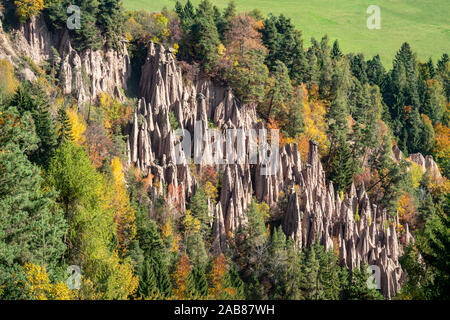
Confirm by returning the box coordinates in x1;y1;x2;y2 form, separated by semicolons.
0;16;130;103
128;42;415;298
3;15;443;300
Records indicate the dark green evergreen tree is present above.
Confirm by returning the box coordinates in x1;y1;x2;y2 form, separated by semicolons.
57;106;73;145
299;245;320;299
342;264;383;300
137;258;158;298
186;265;209;298
9;84;58;167
72;0;102;51
189;0;222;72
349;53;368;84
366;55;386;87
97;0;125;50
329;137;355;193
0;105;66;298
223;264;245;299
331;40;342;60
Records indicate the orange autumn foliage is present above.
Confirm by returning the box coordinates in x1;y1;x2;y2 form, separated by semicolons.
434;123;449;164
397;192;417;231
209;254;228;298
173;254;191;299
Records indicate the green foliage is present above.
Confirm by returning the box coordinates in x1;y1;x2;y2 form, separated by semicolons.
343;264;383;300
262;60;292;120
57;107;74;145
261;14;307;85
189;187;210;232
9;84;58;167
186;265;209;298
189;0;222;72
328;137;355;193
97;0;125;50
47;142;138;299
45;0;126;51
0;104;66;298
168;111;179;130
224;48;268;104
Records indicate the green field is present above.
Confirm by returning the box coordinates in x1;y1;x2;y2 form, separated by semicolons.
123;0;449;67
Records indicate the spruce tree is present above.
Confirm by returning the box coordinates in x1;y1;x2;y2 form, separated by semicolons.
137;259;158;298
366;55;386;87
265;60;292;120
331;40;342;60
72;0;102;51
299;245;320;299
349;53;368;84
189;187;210;233
0;105;66;295
223;265;245;299
97;0;125;50
315;244;341;299
329;137;354;193
344;264;383;300
9;84;58;167
436;53;449;101
57;106;73;145
190;0;222;72
187;265;209;298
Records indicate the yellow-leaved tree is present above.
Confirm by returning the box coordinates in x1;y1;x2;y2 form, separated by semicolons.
110;157;137;254
15;0;44;22
67;108;86;145
98;93;133;133
0;59;19;96
19;263;74;300
297;85;328;160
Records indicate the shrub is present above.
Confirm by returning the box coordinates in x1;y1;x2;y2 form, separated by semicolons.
14;0;44;22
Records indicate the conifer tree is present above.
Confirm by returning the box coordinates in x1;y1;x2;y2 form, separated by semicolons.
331;40;342;60
57;107;74;145
366;55;386;88
189;187;210;233
344;264;383;300
315;244;341;299
0;105;66;296
187;265;209;298
190;0;222;72
9;84;58;167
72;0;102;51
264;60;292;120
299;245;320;299
349;53;368;84
223;265;245;299
329;137;354;193
97;0;125;50
137;259;158;298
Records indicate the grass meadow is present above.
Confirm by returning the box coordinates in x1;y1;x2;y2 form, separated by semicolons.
123;0;449;67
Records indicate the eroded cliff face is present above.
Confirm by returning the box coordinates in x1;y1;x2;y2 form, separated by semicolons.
3;13;439;300
127;42;433;299
0;15;130;103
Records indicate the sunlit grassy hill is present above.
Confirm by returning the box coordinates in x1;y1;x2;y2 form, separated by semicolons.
123;0;449;67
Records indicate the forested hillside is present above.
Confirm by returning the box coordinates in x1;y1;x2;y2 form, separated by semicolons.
0;0;448;300
123;0;450;66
